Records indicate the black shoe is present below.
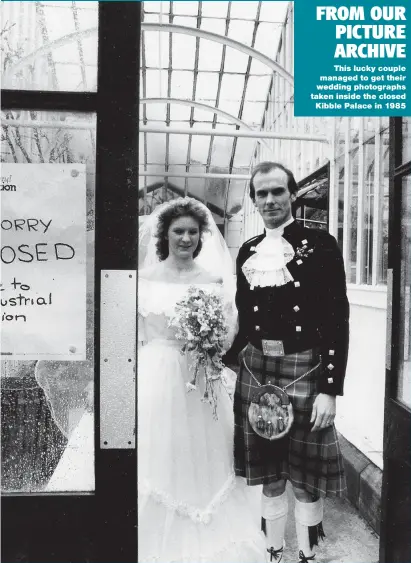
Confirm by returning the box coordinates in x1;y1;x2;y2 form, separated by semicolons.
267;546;283;562
298;550;315;562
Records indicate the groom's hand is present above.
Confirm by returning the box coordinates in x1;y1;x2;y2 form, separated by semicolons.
310;393;336;432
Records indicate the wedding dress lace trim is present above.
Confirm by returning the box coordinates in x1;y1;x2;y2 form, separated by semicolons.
140;472;236;525
138;279;224;318
141;538;264;563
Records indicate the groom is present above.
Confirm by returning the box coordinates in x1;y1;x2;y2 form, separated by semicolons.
224;162;349;563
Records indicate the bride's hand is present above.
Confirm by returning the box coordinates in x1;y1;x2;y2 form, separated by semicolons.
221;367;237;398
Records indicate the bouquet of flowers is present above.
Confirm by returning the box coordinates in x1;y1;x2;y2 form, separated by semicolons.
169;286;228;418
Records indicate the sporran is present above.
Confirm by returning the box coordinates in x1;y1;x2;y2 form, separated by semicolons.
244;358;320;441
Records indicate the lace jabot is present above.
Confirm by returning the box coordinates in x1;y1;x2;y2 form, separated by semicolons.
242;218;295;288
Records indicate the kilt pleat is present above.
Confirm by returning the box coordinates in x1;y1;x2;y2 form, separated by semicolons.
234;344;346;498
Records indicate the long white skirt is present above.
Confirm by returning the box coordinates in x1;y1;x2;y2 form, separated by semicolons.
138;339;265;563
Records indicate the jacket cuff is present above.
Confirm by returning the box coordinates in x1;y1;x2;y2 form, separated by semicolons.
318;343;346;396
317;379;341;396
317;367;343;396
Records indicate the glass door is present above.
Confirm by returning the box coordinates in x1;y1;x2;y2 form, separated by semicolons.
1;3;140;561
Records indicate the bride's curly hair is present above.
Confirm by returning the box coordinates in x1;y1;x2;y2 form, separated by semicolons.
155;199;210;261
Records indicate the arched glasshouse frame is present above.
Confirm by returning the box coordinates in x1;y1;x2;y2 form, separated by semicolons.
2;3;411;563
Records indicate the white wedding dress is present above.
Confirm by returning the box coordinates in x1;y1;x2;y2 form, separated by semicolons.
138;278;265;563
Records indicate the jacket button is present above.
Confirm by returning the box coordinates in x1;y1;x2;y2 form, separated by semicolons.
254;306;259;312
328;377;334;384
296;326;302;332
255;325;260;331
296;259;303;265
293;305;300;312
329;349;335;355
327;363;334;370
294;281;301;288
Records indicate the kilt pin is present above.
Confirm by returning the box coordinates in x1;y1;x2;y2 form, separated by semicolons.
224;218;350;561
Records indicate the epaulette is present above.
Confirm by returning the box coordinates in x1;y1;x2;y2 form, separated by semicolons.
243;234;263;247
296;226;339;253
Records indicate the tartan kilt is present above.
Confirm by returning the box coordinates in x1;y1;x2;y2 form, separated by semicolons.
234;343;346;498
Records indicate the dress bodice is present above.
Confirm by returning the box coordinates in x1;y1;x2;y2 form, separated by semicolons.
138;279;225;344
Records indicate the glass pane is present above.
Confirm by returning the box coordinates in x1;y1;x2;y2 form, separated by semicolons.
336;154;345;250
172;1;198;16
143;29;169;68
299;206;328;231
397;174;411;408
349;149;359;283
1;111;96;492
346;117;360;282
139;164;184;215
378;128;390;284
1;2;98;92
363;136;376;285
171;26;196;69
335;117;346;157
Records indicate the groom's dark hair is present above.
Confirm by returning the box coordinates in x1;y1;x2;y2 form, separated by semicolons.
249;161;298;201
155;199;210;261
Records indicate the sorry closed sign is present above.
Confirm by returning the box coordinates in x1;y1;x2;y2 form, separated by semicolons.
1;164;86;360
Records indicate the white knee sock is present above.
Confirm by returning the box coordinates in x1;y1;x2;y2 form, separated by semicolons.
261;491;289;558
294;497;325;559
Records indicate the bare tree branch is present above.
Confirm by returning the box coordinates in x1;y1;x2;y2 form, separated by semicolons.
11;125;32;163
2;125;18;163
0;21;16;37
29;111;45;162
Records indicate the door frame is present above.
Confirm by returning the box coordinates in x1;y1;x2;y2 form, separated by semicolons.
379;117;411;563
1;4;140;562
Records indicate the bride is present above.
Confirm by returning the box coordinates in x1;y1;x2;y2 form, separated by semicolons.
138;198;265;563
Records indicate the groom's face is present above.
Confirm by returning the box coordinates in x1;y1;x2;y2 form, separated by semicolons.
253;168;296;229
